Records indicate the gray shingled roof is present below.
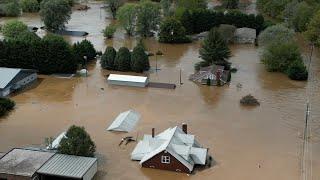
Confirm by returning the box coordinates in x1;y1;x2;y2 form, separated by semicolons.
37;154;97;178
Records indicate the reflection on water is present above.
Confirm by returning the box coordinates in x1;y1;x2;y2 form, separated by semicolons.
0;1;320;180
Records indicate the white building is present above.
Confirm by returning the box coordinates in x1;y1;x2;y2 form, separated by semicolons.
0;67;37;97
107;110;141;132
107;74;149;88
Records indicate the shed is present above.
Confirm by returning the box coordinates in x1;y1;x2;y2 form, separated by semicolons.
37;154;97;180
0;67;37;97
107;74;149;88
107;110;141;132
0;148;55;180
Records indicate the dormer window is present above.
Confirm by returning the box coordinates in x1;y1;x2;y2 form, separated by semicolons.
161;155;170;164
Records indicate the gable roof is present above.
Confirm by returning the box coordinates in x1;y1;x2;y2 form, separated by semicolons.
37;154;97;179
131;126;207;172
0;68;21;89
107;110;141;132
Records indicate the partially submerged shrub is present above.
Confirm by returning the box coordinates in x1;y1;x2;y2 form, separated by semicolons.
287;60;308;81
4;0;21;17
103;25;117;39
0;98;15;117
21;0;40;13
240;94;260;106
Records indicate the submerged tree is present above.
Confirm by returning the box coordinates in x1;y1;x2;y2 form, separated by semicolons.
131;45;150;73
101;46;117;70
116;3;137;36
199;28;231;68
1;20;28;39
105;0;124;19
136;0;161;37
114;47;131;71
58;125;96;157
304;10;320;47
39;0;72;31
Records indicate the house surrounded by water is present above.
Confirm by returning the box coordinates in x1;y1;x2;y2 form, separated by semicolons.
131;124;208;173
0;67;37;97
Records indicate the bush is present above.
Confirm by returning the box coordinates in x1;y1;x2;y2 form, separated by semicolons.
287;60;308;81
114;47;131;71
159;17;191;43
103;25;117;39
1;20;28;39
258;24;295;46
58;125;96;157
217;24;237;43
0;98;15;117
131;45;150;72
21;0;40;13
240;94;260;106
73;39;97;66
101;46;117;70
4;0;21;17
40;0;72;31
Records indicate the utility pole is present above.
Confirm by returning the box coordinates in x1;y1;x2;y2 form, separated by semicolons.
84;56;88;77
179;68;183;85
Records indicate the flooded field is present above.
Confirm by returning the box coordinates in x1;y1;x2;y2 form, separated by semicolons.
1;2;320;180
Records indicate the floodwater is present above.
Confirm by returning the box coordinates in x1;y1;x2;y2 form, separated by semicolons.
1;2;320;180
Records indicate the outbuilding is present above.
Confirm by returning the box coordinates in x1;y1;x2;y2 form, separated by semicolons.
0;67;37;97
107;74;149;88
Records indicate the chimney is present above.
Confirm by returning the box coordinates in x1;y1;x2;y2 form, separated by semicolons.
182;123;187;134
152;128;155;138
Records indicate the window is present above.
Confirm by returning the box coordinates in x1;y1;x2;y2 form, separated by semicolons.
161;155;170;164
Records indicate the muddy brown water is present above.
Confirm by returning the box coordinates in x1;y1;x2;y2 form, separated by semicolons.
0;2;320;180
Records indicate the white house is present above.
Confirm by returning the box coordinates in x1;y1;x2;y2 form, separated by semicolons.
0;67;37;97
107;74;149;88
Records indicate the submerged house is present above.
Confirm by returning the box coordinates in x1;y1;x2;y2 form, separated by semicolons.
189;65;230;86
131;124;208;173
107;110;141;132
0;67;37;97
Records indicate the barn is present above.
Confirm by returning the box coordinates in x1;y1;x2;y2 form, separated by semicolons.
131;124;208;173
107;74;149;88
0;67;37;97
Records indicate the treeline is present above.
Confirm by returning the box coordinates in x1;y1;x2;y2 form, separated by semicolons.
179;9;266;35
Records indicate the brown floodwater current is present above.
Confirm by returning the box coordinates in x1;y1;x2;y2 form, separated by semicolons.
0;2;320;180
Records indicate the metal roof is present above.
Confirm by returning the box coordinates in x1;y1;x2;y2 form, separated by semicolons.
0;148;55;177
108;74;148;83
0;68;21;89
107;110;141;132
37;154;97;179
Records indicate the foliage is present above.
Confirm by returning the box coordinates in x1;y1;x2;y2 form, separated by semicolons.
39;0;72;31
217;24;237;43
1;20;28;39
261;42;303;72
21;0;40;13
3;0;20;17
101;46;117;69
73;39;97;66
199;28;231;68
103;24;116;38
58;125;96;157
175;0;207;10
105;0;124;19
240;94;260;106
304;10;320;46
287;60;308;81
0;98;15;117
116;3;137;36
257;0;291;19
136;0;161;37
131;44;150;72
258;24;295;46
158;17;191;43
114;47;131;71
222;0;239;9
160;0;172;17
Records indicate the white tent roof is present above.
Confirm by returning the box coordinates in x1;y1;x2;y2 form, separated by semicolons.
107;110;141;132
108;74;148;83
0;68;21;89
131;126;208;172
46;132;66;150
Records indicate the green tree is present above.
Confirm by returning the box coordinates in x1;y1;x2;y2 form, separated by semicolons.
21;0;40;13
1;20;28;39
116;3;137;36
0;98;15;117
160;0;172;17
39;0;72;31
131;45;150;72
136;0;161;37
101;46;117;69
159;17;191;43
73;39;97;65
304;10;320;47
287;60;308;81
199;28;231;68
284;1;314;32
114;47;131;71
222;0;239;9
175;0;207;10
261;42;302;72
258;24;295;46
103;24;117;38
105;0;124;19
58;125;96;157
3;0;21;17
